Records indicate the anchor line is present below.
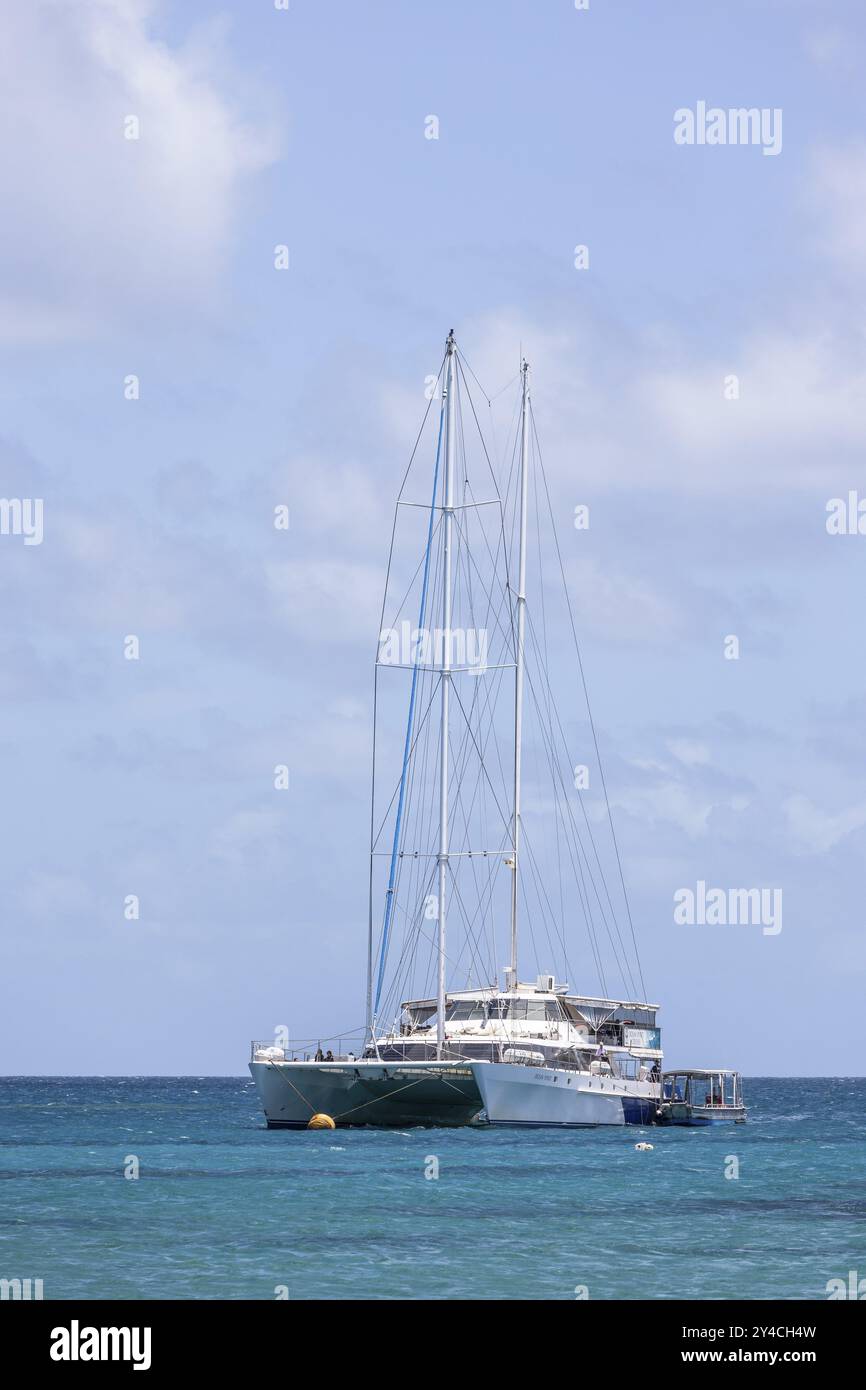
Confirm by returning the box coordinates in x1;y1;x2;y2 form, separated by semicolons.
330;1074;428;1122
266;1059;441;1124
266;1060;316;1113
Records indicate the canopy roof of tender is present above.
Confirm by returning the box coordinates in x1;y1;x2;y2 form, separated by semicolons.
663;1068;741;1077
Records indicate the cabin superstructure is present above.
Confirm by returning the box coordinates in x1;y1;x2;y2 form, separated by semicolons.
370;980;662;1080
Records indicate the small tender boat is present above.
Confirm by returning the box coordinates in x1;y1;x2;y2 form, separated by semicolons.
658;1069;747;1125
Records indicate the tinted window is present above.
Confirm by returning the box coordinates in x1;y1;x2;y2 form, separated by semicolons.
445;1001;486;1021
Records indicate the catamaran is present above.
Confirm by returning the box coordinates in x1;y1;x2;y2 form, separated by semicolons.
250;330;662;1127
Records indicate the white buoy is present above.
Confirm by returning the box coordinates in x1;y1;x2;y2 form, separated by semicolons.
634;1141;654;1151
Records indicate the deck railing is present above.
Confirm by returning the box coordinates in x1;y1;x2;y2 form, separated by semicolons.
249;1039;363;1064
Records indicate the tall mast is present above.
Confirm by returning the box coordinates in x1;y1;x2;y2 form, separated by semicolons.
437;330;457;1058
509;359;530;984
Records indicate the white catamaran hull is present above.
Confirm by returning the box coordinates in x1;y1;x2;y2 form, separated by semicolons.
472;1062;659;1127
250;1058;483;1129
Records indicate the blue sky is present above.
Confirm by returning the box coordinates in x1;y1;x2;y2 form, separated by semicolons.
1;0;865;1074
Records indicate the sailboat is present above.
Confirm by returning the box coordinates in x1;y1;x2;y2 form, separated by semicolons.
249;330;662;1128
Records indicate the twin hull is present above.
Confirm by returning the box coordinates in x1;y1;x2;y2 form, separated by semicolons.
251;1057;659;1128
472;1062;659;1127
249;1059;480;1129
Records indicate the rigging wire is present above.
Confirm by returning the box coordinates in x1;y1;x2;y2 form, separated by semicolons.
529;402;648;1000
370;345;649;1035
373;390;446;1014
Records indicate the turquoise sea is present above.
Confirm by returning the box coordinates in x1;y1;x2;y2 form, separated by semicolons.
1;1076;864;1300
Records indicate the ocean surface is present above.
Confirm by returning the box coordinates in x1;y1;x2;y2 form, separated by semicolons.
1;1076;864;1300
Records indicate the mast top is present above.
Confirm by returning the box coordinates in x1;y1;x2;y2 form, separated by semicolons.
446;329;456;354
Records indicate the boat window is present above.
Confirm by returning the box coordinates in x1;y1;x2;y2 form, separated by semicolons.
503;999;550;1021
611;1008;656;1028
445;1000;486;1022
403;1007;435;1031
597;1023;622;1045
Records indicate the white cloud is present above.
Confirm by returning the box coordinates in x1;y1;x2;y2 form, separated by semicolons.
809;143;866;276
285;459;391;543
566;555;682;643
615;778;716;840
210;808;285;871
265;558;383;644
667;739;711;767
0;0;279;340
443;250;866;498
802;27;854;71
611;743;754;840
639;329;866;492
783;793;866;854
18;871;95;920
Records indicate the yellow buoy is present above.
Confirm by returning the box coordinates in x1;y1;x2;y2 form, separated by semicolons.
308;1113;336;1130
